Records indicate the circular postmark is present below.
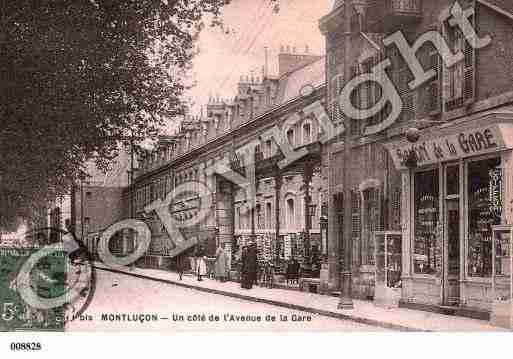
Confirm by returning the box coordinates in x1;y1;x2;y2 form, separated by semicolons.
9;227;96;329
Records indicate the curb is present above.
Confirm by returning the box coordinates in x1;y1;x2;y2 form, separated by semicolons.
94;266;427;332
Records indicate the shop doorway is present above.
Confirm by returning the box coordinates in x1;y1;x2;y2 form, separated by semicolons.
444;198;460;305
443;164;461;306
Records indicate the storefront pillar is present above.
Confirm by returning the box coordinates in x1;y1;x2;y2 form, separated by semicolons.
274;174;282;266
400;169;413;302
326;145;341;291
503;150;513;225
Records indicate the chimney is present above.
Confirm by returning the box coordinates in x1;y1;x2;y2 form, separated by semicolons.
278;44;322;77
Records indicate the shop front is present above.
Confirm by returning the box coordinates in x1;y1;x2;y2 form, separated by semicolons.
385;112;513;316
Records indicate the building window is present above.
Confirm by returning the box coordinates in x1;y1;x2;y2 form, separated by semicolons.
287;129;294;147
303;123;311;144
85;191;92;199
256;204;262;229
286;198;295;229
266;202;272;229
236;206;241;230
413;169;440;275
467;157;502;278
266;140;272;158
443;10;476;112
84;217;91;226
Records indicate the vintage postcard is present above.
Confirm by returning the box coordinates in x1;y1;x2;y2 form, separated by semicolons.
1;0;513;345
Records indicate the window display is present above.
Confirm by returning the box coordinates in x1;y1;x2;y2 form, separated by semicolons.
414;169;441;275
467;157;501;278
491;225;512;329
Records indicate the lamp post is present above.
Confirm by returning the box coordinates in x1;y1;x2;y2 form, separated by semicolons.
338;0;354;310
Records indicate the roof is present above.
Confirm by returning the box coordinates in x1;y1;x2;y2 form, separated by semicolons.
276;57;325;105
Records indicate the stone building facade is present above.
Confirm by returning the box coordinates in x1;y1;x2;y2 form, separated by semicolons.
320;0;513;315
126;48;329;279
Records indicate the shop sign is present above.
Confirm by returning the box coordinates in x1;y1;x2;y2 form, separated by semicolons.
386;125;506;169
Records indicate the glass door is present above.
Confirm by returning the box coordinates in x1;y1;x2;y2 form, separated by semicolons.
443;164;461;306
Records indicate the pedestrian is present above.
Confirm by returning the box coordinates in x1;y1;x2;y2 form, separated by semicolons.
247;242;258;286
215;243;228;282
240;246;252;289
193;244;207;281
175;253;189;281
286;257;300;285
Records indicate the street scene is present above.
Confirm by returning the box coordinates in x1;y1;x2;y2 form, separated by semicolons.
2;0;513;338
67;269;386;332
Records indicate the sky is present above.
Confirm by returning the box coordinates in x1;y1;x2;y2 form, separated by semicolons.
180;0;333;123
90;0;334;183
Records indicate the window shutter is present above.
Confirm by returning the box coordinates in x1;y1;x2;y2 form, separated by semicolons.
427;50;442;114
441;23;452;112
398;67;415;123
373;53;384;126
463;14;476;102
331;75;342;125
350;64;360;136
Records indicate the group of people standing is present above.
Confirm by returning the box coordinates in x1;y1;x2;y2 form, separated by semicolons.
173;241;261;290
175;243;230;282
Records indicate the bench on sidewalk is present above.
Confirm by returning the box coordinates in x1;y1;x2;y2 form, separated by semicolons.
299;277;321;293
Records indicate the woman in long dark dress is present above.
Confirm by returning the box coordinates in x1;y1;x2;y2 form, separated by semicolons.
247;243;258;286
240;246;252;289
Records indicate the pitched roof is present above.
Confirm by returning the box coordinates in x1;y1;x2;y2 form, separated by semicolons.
276;57;325;105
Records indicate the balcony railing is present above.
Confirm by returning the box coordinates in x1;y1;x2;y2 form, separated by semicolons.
386;0;422;15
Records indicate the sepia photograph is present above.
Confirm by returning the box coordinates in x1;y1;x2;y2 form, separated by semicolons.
1;0;513;354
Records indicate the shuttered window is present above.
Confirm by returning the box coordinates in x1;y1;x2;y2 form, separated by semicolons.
463;15;476;102
443;10;476;112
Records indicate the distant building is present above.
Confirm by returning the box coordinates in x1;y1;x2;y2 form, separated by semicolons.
126;47;328;276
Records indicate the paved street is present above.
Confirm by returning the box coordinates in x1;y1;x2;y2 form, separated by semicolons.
67;269;387;332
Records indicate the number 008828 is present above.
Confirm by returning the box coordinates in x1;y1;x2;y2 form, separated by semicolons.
10;342;42;351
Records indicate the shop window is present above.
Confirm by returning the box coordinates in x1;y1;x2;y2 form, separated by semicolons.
414;169;441;275
467;157;502;278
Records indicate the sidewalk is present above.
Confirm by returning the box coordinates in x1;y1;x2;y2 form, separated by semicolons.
93;263;505;332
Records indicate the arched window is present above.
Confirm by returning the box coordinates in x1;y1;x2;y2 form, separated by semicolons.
236;206;241;229
266;140;272;158
287;198;295;229
266;202;272;229
303;122;311;144
287;129;294;147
